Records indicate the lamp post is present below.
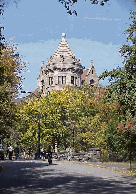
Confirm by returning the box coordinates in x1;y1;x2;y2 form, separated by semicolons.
37;113;40;159
21;91;41;159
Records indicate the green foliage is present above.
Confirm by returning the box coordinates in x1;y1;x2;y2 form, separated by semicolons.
99;12;136;120
99;12;136;158
16;85;120;153
0;42;25;140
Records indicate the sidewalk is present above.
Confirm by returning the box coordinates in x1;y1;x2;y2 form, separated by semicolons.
88;161;136;170
54;159;136;177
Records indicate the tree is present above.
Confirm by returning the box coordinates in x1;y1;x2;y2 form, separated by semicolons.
0;42;26;140
99;12;136;164
16;85;120;154
99;12;136;120
58;0;109;15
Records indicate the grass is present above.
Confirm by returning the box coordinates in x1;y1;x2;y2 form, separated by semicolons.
101;161;136;166
127;168;136;174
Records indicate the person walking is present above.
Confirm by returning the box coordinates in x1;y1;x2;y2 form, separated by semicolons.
40;148;44;159
68;147;72;161
26;149;30;159
23;147;26;159
8;144;13;160
47;144;53;164
43;148;47;159
14;146;19;160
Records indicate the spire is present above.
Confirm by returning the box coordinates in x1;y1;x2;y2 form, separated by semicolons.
49;33;74;63
41;61;45;68
91;59;94;68
62;33;66;40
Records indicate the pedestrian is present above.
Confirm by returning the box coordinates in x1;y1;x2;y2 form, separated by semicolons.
40;148;44;159
68;147;72;161
23;147;26;159
26;149;30;159
8;144;13;160
14;146;19;160
47;144;53;164
43;148;47;159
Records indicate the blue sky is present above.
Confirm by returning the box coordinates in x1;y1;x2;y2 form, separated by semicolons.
1;0;136;97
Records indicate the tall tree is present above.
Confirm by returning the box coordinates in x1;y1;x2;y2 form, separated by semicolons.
99;12;136;120
99;12;136;164
0;42;26;139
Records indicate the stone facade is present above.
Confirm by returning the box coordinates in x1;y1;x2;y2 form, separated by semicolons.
85;60;99;86
37;33;98;95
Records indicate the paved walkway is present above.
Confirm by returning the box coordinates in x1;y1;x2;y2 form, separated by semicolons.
0;159;136;193
85;161;136;170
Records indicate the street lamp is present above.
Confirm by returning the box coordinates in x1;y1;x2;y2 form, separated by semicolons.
21;91;41;159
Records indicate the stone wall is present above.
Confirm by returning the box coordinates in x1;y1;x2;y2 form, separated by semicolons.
52;148;101;162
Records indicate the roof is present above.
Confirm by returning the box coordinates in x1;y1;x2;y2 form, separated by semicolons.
81;69;89;81
33;87;38;95
13;96;27;103
52;38;74;59
46;35;81;65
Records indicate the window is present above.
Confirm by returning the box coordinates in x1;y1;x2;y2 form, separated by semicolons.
41;80;44;85
58;76;61;84
71;76;74;84
58;76;66;84
49;77;53;85
92;70;93;74
75;77;77;86
62;76;66;84
42;85;44;93
90;79;94;85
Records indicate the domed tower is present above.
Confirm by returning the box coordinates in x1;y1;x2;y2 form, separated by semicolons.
37;33;84;94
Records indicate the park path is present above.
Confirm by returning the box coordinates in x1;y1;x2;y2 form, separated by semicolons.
0;160;136;194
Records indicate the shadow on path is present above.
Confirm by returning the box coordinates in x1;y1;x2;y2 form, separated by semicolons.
0;160;136;194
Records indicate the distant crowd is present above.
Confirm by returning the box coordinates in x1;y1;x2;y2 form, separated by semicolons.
6;144;73;161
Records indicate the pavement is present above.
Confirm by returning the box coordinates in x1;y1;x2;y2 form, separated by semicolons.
80;161;136;170
0;158;136;172
0;159;136;193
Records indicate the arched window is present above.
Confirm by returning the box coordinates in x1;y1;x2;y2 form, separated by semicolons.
90;79;94;85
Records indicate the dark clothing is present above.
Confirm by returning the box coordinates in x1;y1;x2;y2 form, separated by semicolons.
14;147;19;154
15;153;19;160
48;151;52;159
41;150;47;159
9;151;12;160
14;147;19;160
6;149;9;157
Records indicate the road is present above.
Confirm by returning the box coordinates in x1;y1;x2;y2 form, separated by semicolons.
0;160;136;194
